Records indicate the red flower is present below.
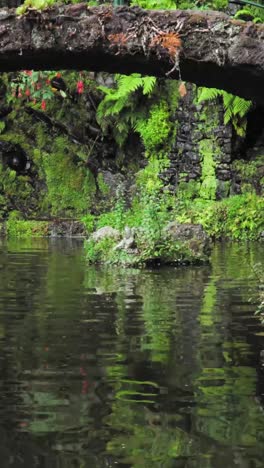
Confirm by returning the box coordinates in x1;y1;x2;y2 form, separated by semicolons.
46;79;50;85
41;100;46;111
56;72;61;78
82;380;89;394
76;80;84;94
19;421;28;428
24;70;32;76
18;91;22;98
25;89;30;97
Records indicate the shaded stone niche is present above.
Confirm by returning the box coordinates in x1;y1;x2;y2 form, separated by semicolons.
160;83;264;199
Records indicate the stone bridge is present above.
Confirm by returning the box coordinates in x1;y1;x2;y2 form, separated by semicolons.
0;5;263;102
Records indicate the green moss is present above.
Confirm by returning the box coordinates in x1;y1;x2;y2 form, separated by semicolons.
176;193;264;240
81;213;96;234
135;101;172;152
178;180;200;200
199;140;217;200
85;193;210;266
6;219;49;238
85;234;208;267
216;180;231;198
40;136;96;216
0;163;36;216
232;155;264;194
97;173;110;195
136;154;170;194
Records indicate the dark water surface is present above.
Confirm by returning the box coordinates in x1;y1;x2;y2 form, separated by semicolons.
0;239;264;468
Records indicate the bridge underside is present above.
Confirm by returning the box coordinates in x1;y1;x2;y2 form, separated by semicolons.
0;5;263;102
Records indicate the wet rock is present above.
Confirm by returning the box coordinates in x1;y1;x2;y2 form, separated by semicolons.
164;221;211;258
91;226;120;242
48;220;86;237
216;168;231;181
98;170;126;198
114;226;137;252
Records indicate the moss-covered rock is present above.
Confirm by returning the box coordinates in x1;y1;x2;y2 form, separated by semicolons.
85;222;211;267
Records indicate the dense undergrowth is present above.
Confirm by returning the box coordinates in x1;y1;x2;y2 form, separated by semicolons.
83;191;263;248
83;189;263;265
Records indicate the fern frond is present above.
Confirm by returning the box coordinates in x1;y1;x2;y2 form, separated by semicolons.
96;73;157;146
105;96;133;116
115;74;145;97
198;87;223;103
232;96;252;118
142;76;157;95
223;94;235;124
198;87;252;135
96;85;113;96
222;92;251;124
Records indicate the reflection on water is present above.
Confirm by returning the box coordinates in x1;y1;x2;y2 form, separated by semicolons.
0;238;264;467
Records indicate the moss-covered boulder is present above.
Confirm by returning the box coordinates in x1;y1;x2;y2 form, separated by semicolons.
85;222;211;267
164;222;211;258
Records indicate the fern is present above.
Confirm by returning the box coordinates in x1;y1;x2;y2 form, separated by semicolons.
97;74;156;118
198;87;252;136
97;74;157;146
197;87;223;102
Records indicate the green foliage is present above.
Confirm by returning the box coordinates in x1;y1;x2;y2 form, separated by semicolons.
97;173;110;195
177;193;264;240
136;154;170;194
85;237;116;263
0;160;36;216
234;8;255;20
85;192;209;266
81;213;96;234
198;87;252;136
6;219;49;237
16;0;84;14
97;74;157;146
15;0;231;12
40;136;96;216
234;3;264;23
96;196;126;231
232;155;264;194
0;122;5;134
131;0;176;8
199;140;217;200
131;0;228;10
135;101;172;152
16;0;55;14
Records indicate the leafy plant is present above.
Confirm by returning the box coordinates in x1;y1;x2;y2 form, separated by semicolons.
178;193;264;240
131;0;228;9
199;140;217;200
130;0;176;8
40;136;96;215
135;101;172;151
198;87;252;136
16;0;55;15
6;219;49;237
97;73;157;146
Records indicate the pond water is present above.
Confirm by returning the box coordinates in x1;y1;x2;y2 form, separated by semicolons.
0;239;264;468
